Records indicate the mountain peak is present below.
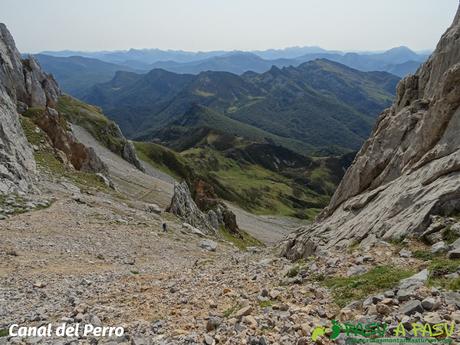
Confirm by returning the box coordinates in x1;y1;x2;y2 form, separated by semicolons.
385;46;414;53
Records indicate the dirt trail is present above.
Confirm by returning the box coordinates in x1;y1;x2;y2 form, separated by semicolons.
72;124;174;208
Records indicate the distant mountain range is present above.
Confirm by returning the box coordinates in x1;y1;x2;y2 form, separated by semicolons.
34;54;140;97
81;59;400;155
35;45;426;96
38;46;340;65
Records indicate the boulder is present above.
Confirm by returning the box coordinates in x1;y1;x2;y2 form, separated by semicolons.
423;312;443;325
431;241;448;254
421;297;439;311
399;300;424;316
450;223;460;236
443;292;460;309
193;179;241;236
398;269;429;290
122;139;145;172
450;237;460;250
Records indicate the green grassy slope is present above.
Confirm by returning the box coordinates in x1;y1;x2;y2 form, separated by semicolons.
134;133;352;219
57;95;128;157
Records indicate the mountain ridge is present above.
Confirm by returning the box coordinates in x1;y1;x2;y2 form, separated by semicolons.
83;58;399;155
34;46;426;97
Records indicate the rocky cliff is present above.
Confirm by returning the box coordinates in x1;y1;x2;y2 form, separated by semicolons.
0;23;112;195
0;23;52;193
0;24;147;194
283;5;460;260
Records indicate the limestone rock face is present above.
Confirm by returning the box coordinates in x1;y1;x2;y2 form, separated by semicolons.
0;23;106;194
283;5;460;260
33;108;107;173
167;181;216;235
0;88;35;194
193;179;240;235
0;24;36;193
121;139;145;172
22;56;60;108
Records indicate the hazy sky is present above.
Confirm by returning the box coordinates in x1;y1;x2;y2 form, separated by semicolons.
1;0;458;53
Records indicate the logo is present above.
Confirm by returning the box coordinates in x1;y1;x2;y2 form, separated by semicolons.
311;320;456;343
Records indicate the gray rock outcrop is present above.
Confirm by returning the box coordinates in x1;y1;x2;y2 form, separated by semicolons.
0;87;35;194
167;181;216;235
0;24;37;193
283;5;460;260
0;23;108;194
121;139;144;172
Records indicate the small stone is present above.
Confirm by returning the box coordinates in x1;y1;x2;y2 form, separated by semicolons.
444;292;460;308
123;257;136;265
203;334;215;345
423;312;443;325
75;313;84;322
345;300;362;310
366;305;377;315
421;297;438;311
399;300;424;315
206;316;222;332
235;306;253;319
399;249;412;258
145;203;162;214
451;311;460;323
90;315;102;327
398;269;429;290
279;304;289;311
376;303;392;315
450;237;460;250
397;289;413;302
381;298;394;305
131;337;148;345
372;294;385;304
269;289;281;299
199;240;217;252
297;338;309;345
384;290;395;298
346;265;367;276
431;287;440;296
339;308;353;320
260;288;269;297
431;241;447;254
243;315;258;329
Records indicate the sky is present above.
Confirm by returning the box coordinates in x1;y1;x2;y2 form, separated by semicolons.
1;0;458;53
